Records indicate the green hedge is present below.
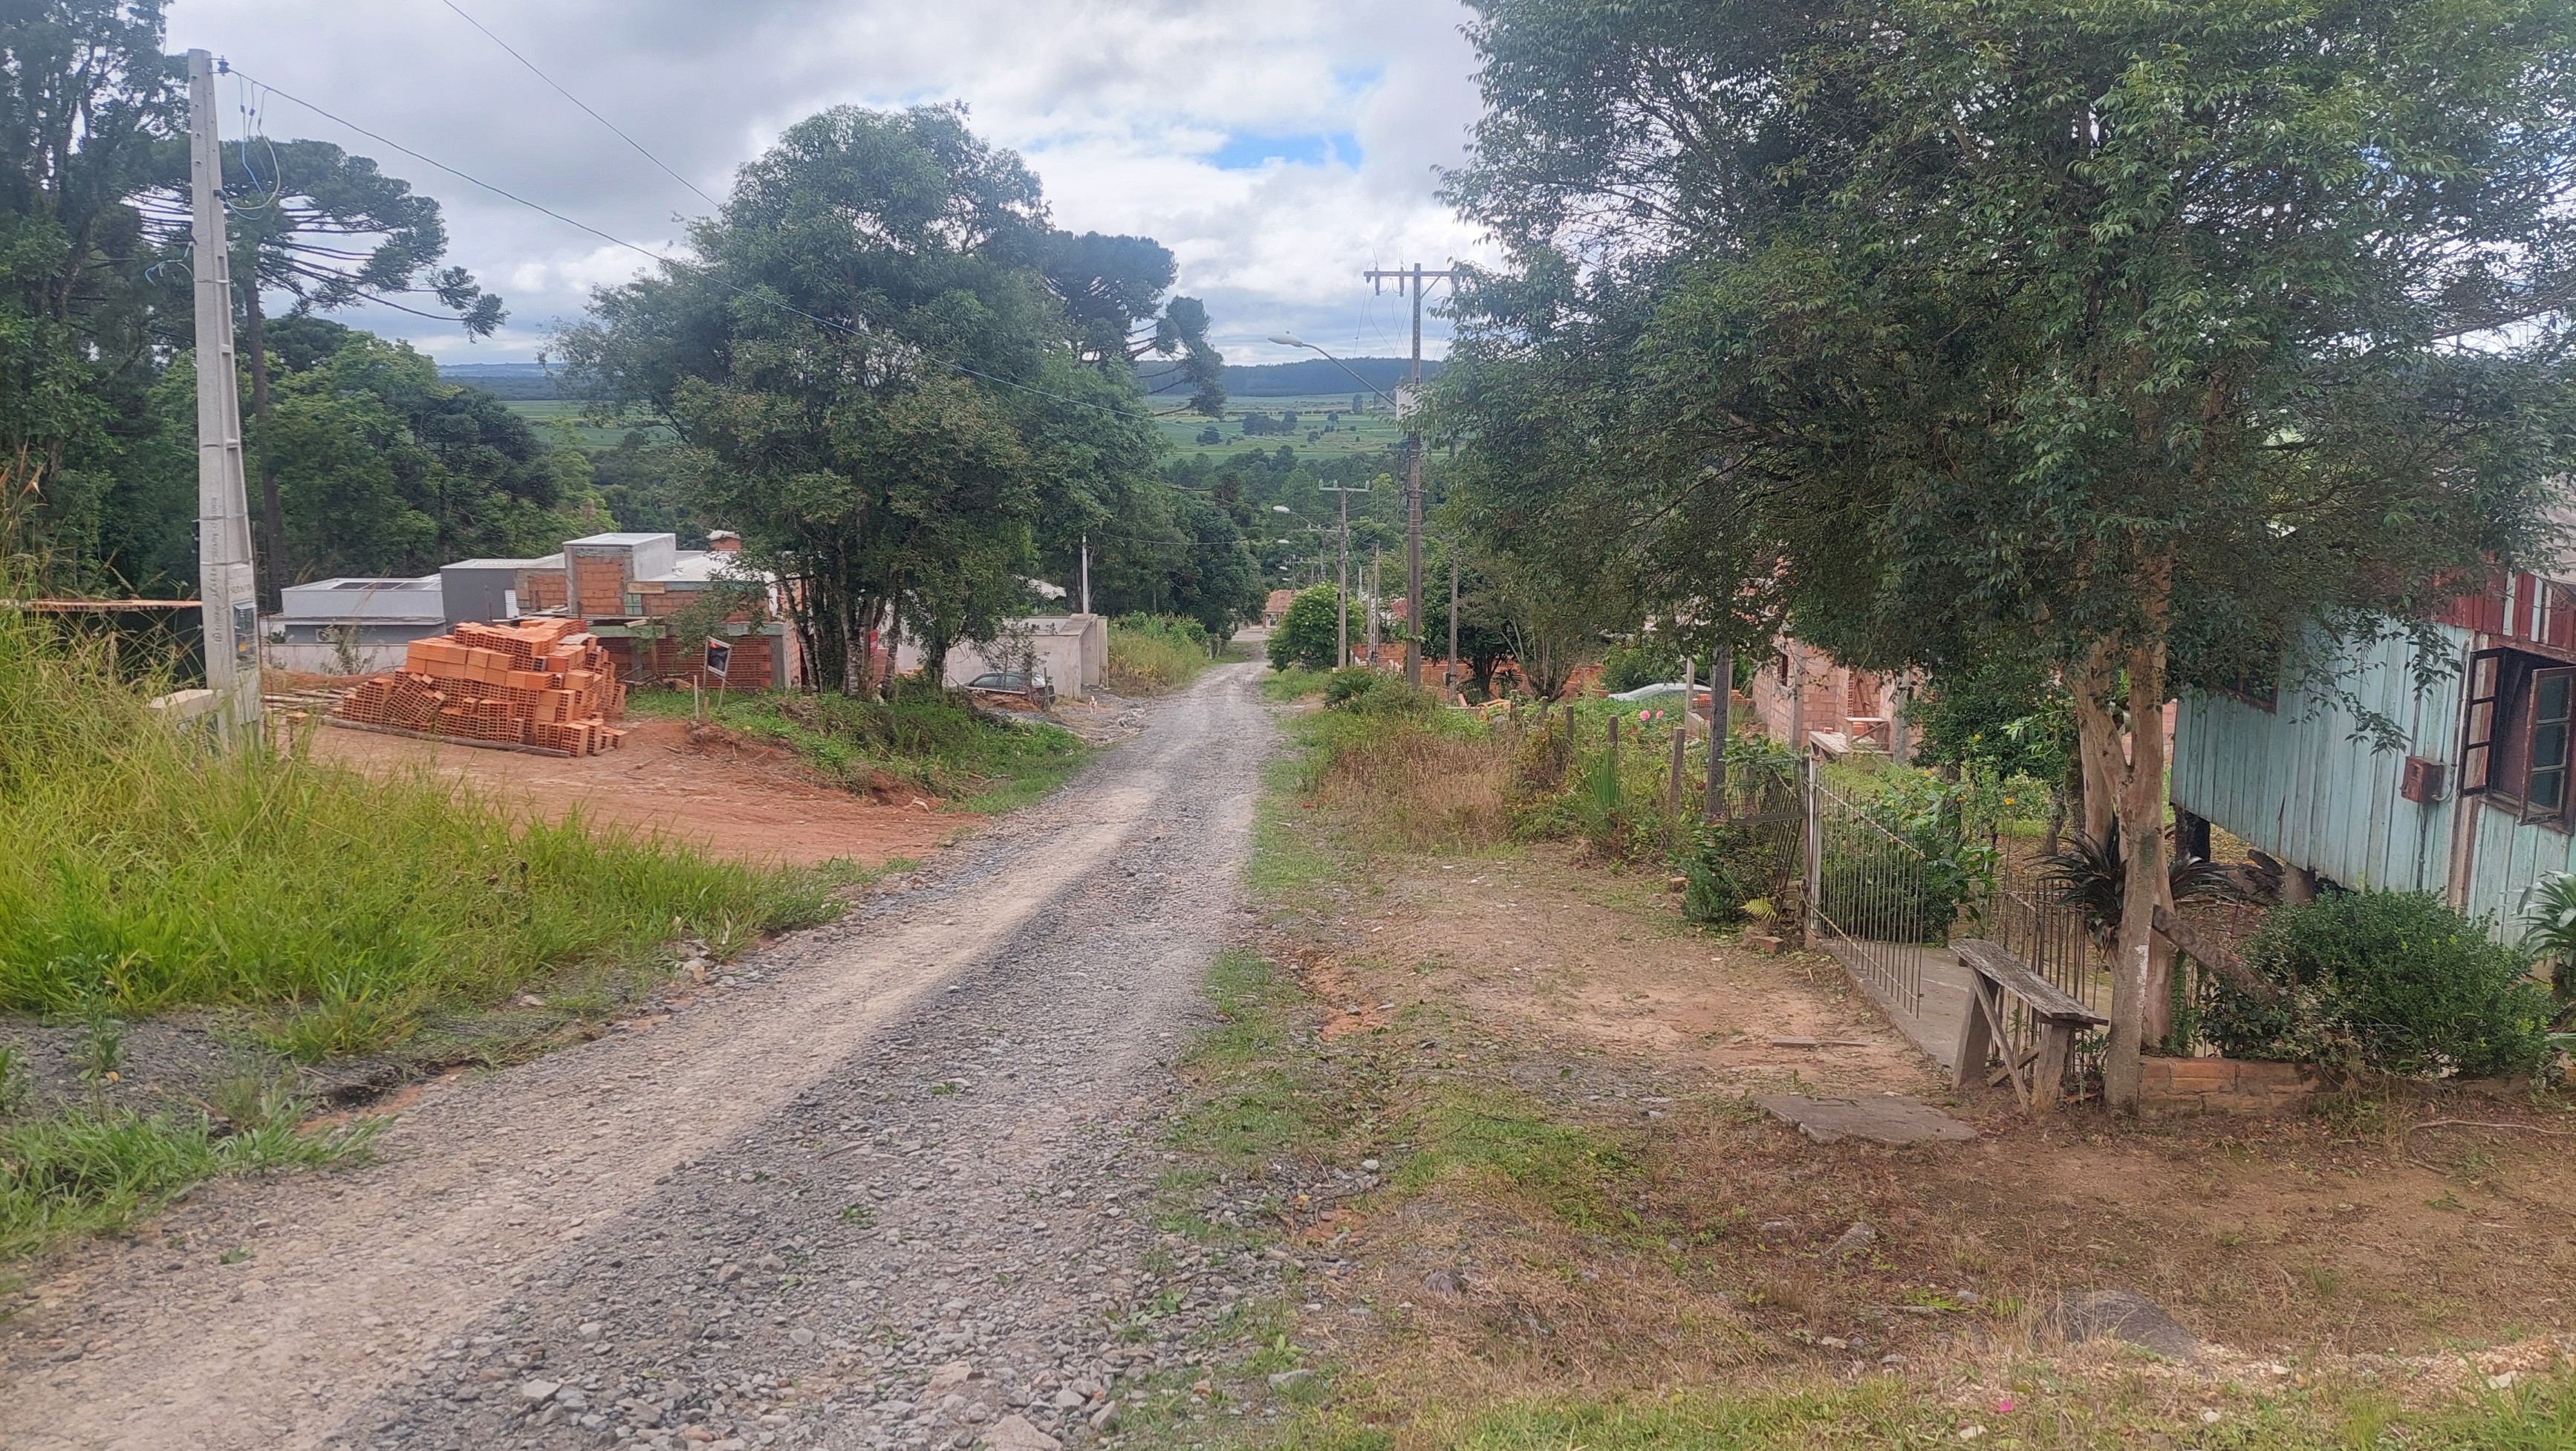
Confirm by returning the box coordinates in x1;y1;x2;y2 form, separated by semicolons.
2202;891;2551;1079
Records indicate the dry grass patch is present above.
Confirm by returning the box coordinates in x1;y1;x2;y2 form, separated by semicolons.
1307;722;1511;853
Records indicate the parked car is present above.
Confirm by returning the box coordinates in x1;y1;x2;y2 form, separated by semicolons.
964;670;1055;709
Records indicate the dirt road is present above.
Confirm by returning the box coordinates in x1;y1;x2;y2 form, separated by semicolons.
2;664;1279;1451
308;715;963;869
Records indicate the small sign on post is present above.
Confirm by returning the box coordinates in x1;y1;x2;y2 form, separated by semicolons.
702;639;731;681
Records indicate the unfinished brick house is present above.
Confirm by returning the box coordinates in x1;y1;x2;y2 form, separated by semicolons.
508;530;797;689
1749;640;1919;759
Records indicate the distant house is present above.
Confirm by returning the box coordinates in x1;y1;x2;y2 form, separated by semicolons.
2171;570;2576;943
1262;589;1296;629
265;530;797;688
1748;638;1919;760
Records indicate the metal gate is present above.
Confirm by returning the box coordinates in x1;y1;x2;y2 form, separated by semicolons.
1803;767;1946;1017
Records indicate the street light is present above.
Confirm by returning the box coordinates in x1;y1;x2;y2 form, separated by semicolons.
1267;334;1399;409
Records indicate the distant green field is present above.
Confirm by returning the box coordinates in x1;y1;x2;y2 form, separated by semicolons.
513;394;1405;461
504;399;674;452
1154;394;1410;460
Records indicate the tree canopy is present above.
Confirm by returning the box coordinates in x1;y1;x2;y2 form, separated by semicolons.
1440;0;2576;1106
560;103;1197;691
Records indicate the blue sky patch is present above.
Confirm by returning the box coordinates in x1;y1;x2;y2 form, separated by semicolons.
1209;131;1361;171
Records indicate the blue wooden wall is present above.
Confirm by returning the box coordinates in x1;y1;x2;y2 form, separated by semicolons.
2171;623;2576;942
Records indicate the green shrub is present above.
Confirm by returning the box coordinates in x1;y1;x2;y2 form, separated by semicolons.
1268;585;1356;672
1680;817;1801;926
1599;638;1685;695
1814;854;1959;943
1322;667;1436;718
2202;891;2551;1079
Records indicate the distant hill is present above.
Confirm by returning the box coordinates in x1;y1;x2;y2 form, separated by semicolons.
444;354;1450;404
438;360;561;400
1218;357;1443;397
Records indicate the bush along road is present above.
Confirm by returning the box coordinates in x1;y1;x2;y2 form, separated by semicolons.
1;665;1287;1451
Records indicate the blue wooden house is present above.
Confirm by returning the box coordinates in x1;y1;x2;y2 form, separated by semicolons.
2171;571;2576;944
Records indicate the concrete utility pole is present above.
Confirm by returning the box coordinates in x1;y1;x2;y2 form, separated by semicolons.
189;50;261;743
1365;263;1454;688
1317;480;1369;667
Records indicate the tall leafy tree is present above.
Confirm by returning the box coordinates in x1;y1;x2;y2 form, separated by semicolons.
1443;0;2576;1105
0;0;185;584
253;319;599;577
1040;229;1225;416
179;138;504;604
560;103;1171;694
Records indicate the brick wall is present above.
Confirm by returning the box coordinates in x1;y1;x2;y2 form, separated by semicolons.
2138;1057;2315;1117
520;569;567;612
572;556;628;617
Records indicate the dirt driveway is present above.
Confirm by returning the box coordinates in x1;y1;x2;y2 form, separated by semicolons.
306;715;960;868
1;665;1279;1451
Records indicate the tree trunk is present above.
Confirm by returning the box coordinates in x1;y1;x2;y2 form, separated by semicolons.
2102;563;2174;1113
241;277;287;614
2072;640;2120;848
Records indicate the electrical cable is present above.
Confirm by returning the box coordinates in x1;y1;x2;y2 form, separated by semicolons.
223;64;1156;423
434;0;721;209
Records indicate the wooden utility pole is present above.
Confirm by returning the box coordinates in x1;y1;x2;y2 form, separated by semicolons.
189;51;262;743
1365;263;1454;689
1446;546;1459;692
1666;655;1694;822
1705;644;1731;822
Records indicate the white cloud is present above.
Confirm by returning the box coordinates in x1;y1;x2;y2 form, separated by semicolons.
166;0;1489;366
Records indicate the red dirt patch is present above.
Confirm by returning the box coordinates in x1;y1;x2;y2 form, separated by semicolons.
307;715;962;868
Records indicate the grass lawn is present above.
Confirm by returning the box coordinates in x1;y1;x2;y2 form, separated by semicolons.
0;597;844;1268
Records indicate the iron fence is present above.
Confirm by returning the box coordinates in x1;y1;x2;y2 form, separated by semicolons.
1803;770;1943;1017
1985;848;2111;1013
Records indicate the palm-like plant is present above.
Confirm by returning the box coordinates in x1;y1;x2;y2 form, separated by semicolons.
2035;833;2238;951
2521;871;2576;1004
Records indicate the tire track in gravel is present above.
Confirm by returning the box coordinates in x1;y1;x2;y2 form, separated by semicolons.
0;662;1281;1451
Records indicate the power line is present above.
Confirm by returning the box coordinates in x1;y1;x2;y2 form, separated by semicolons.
435;0;721;209
220;64;1155;424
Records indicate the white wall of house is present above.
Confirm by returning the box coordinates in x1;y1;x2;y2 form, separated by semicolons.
893;615;1106;699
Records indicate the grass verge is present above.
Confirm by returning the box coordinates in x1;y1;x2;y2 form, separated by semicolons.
1135;689;2576;1450
1262;666;1332;702
624;684;1089;812
0;603;848;1060
1;1092;379;1273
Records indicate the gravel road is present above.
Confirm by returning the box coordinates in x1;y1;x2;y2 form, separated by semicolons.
1;662;1282;1451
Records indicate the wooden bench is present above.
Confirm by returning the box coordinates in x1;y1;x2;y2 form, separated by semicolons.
1951;938;2110;1112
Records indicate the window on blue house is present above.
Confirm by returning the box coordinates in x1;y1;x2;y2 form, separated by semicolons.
2462;647;2576;828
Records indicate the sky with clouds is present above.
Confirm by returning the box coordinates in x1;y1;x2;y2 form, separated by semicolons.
165;0;1494;371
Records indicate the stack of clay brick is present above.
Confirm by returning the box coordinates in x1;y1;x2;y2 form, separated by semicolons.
334;617;629;756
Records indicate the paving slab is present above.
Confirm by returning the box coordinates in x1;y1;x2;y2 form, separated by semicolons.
1755;1093;1980;1145
2046;1288;2205;1361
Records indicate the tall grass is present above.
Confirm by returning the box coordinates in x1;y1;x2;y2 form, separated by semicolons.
1105;614;1216;694
0;601;846;1058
